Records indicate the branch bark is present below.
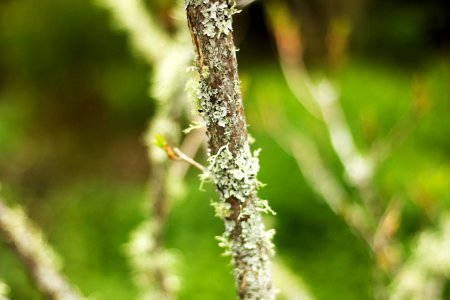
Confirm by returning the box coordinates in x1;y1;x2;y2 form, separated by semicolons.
185;1;275;299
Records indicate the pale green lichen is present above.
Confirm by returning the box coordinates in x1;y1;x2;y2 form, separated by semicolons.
187;0;240;38
207;145;276;299
211;201;232;219
183;120;206;134
233;78;241;94
224;204;276;300
201;2;233;37
201;66;210;79
196;83;231;129
257;199;276;215
208;145;262;201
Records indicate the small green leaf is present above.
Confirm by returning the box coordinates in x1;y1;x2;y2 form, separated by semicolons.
153;134;166;149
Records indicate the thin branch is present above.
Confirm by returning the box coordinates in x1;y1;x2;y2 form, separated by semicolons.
0;197;84;300
264;1;378;214
169;123;206;181
173;147;206;172
258;102;375;248
369;76;428;165
155;135;206;172
96;0;170;65
373;198;403;273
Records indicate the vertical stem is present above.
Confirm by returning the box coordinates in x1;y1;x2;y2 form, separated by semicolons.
185;1;275;299
148;162;172;298
98;1;191;298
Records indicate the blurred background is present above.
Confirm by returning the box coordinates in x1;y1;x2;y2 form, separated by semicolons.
0;0;449;299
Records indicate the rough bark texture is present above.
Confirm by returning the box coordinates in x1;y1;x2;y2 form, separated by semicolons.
185;1;275;299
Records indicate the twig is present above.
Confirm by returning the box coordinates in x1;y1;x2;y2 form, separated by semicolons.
0;197;83;300
97;0;170;65
169;123;206;181
373;198;403;272
263;3;414;299
156;135;206;173
264;1;378;213
369;76;428;165
258;102;375;247
173;147;206;172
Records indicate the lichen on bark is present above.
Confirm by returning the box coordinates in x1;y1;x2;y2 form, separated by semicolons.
185;1;276;299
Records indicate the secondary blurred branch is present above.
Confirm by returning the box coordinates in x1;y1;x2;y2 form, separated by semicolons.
265;2;424;214
0;196;83;300
259;103;375;247
391;214;450;300
263;3;411;295
97;1;195;298
97;0;170;64
369;76;429;165
262;2;442;299
264;2;376;206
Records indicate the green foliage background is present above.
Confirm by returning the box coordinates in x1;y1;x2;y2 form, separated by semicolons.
0;0;449;299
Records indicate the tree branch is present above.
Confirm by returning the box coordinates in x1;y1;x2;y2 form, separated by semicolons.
185;1;275;299
0;197;83;300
